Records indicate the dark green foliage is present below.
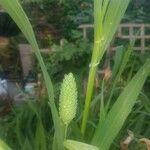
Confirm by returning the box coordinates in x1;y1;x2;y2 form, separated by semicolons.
124;0;150;22
0;99;53;150
37;38;92;80
23;0;93;40
0;12;20;37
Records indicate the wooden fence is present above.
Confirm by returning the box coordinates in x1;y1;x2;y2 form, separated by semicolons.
79;23;150;53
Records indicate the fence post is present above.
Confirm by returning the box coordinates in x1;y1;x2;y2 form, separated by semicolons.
141;24;145;53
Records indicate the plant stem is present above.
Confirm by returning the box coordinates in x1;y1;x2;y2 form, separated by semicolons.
64;125;68;140
81;44;99;135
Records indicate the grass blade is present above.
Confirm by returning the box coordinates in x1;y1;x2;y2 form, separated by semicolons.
0;139;12;150
35;121;47;150
0;0;64;149
64;140;99;150
92;59;150;150
22;138;32;150
106;38;136;110
112;46;124;78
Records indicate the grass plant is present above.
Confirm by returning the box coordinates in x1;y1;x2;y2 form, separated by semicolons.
0;0;150;150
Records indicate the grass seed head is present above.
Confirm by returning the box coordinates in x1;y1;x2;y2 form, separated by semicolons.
59;73;78;125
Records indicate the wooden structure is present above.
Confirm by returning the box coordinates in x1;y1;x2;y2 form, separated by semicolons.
79;23;150;53
18;44;35;77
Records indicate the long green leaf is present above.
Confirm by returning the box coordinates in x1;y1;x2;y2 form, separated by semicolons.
0;139;12;150
112;46;124;78
35;121;47;150
92;59;150;150
0;0;64;149
22;138;32;150
64;140;99;150
103;0;130;53
106;39;135;109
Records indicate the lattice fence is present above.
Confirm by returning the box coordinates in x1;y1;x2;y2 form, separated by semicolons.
79;23;150;53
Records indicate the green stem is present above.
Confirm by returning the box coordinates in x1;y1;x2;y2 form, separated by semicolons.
64;125;68;140
81;67;97;135
81;44;99;135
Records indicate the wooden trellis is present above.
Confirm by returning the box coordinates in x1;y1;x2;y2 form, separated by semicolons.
79;23;150;53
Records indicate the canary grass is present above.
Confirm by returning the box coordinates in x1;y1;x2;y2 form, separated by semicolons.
0;0;150;150
59;73;78;140
81;0;131;134
59;73;78;126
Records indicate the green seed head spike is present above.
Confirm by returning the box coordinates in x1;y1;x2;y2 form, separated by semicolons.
59;73;78;125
